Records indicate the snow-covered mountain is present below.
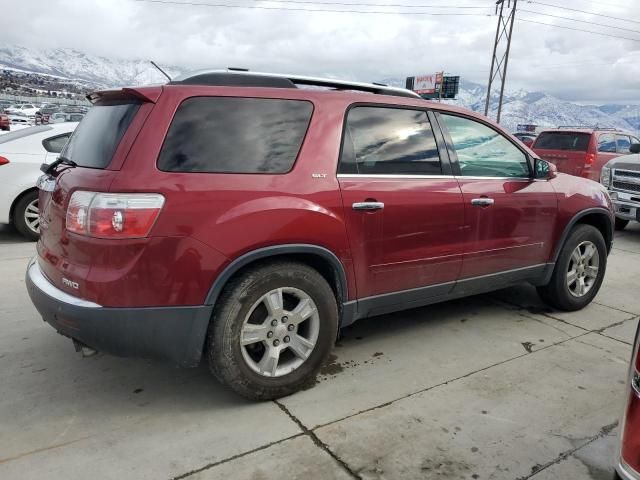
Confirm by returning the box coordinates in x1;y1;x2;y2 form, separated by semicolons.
379;77;639;133
0;45;182;89
1;45;638;133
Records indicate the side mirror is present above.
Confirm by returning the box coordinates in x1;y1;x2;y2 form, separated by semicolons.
631;143;640;154
534;158;557;179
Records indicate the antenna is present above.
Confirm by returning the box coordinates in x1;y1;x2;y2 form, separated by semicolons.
150;61;171;82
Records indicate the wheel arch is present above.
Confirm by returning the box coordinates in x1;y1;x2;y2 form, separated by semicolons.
552;208;614;262
9;187;38;224
204;244;350;310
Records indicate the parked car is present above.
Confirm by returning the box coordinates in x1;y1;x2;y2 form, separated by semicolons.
600;143;640;231
49;112;84;123
27;71;614;400
513;132;537;147
0;123;78;240
532;127;640;182
616;321;640;480
8;114;30;126
0;113;9;131
6;103;39;117
36;106;60;124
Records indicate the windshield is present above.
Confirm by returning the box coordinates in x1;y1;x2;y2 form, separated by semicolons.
61;99;140;169
0;125;53;144
534;132;590;151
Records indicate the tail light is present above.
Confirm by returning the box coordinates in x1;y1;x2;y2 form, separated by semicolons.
0;156;9;166
66;191;165;239
585;152;596;166
620;332;640;476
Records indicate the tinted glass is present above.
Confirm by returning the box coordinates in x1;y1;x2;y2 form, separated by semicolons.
534;132;590;151
598;133;616;153
42;134;71;153
62;100;140;169
617;135;631;153
440;114;529;177
0;125;52;144
339;107;441;175
158;97;313;174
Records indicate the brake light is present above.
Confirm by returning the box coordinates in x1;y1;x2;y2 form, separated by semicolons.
0;156;9;166
620;333;640;475
66;191;165;238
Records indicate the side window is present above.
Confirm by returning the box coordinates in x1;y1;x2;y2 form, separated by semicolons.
598;134;617;153
439;114;529;177
617;135;631;154
158;97;313;173
42;134;71;153
339;106;441;175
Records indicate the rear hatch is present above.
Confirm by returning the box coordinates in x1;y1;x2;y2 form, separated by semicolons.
37;89;157;303
532;131;592;176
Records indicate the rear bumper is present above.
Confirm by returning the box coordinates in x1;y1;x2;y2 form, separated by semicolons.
25;258;213;367
617;460;640;480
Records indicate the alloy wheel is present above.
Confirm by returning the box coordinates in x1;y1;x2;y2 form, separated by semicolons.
567;240;599;298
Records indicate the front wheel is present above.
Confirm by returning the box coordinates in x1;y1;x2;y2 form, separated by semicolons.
537;224;607;311
207;261;338;400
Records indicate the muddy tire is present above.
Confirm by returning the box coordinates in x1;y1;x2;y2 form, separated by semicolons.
207;261;338;400
537;224;607;311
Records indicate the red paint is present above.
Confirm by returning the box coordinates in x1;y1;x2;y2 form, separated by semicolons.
37;84;612;310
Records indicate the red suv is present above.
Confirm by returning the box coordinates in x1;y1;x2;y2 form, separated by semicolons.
532;127;640;182
617;322;640;480
27;71;614;400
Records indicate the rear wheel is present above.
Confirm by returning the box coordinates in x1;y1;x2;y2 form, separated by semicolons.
13;191;40;241
537;224;607;311
615;217;629;231
207;261;338;400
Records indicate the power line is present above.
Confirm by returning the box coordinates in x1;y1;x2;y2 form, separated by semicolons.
249;0;488;8
520;8;640;34
131;0;494;15
518;17;640;42
524;1;640;25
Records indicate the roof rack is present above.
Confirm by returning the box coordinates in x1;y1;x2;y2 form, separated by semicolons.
170;69;421;99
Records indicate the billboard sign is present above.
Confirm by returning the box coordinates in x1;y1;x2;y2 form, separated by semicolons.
412;73;443;95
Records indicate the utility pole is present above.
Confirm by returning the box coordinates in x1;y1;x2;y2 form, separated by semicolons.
484;0;518;124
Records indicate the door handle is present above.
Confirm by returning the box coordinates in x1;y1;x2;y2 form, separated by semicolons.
471;198;494;207
352;201;384;211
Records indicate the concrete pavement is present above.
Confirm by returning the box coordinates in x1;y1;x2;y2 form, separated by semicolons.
1;223;638;480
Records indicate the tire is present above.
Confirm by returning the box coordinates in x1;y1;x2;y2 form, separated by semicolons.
537;224;607;311
13;190;40;241
207;261;338;400
615;217;629;231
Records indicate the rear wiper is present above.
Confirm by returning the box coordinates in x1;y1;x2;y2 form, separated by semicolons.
40;156;77;175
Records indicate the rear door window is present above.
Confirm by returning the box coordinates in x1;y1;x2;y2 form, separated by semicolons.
61;99;141;169
534;132;590;151
617;135;632;154
598;134;617;153
158;97;313;174
339;106;441;175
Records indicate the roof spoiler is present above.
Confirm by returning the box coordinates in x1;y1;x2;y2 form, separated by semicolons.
86;86;163;105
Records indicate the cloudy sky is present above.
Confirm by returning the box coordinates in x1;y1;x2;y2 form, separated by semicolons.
3;0;640;103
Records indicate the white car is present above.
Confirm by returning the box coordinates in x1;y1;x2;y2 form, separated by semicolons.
6;104;39;117
0;123;78;240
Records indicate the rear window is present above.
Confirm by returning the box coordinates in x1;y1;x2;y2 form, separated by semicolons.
534;132;590;152
157;97;313;174
61;100;140;169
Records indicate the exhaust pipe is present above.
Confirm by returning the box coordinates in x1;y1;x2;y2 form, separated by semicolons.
72;339;98;357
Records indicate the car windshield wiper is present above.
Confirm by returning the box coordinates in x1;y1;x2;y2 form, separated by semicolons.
40;156;77;175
